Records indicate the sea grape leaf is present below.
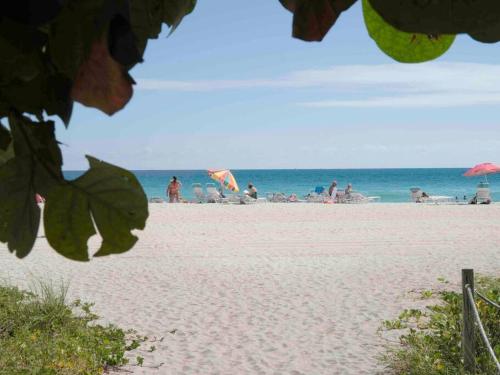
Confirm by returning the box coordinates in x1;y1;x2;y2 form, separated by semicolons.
129;0;163;55
44;185;96;261
280;0;357;41
48;0;108;81
363;0;455;63
279;0;296;12
0;143;14;166
44;73;74;127
71;37;134;115
1;0;65;26
163;0;197;33
469;25;500;44
44;155;148;260
0;123;11;150
0;71;73;126
368;0;500;41
9;114;64;196
0;20;72;124
0;158;40;258
109;12;143;68
129;0;196;55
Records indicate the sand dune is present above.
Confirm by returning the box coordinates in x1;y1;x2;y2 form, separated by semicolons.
1;204;499;374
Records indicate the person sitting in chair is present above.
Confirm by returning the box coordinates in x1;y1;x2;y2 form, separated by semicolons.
246;183;258;199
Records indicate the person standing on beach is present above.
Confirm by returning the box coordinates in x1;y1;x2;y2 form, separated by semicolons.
166;176;182;203
345;183;353;198
328;181;338;198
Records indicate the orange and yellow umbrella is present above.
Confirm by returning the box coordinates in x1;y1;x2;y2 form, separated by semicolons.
208;169;239;192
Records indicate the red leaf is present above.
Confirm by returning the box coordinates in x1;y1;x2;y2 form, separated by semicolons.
71;37;133;115
282;0;357;42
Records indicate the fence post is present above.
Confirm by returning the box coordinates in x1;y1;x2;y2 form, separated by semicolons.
462;269;475;374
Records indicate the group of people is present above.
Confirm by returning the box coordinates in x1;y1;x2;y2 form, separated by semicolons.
166;176;358;204
166;176;258;203
327;180;353;199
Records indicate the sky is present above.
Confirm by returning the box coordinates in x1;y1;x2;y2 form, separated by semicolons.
58;1;500;170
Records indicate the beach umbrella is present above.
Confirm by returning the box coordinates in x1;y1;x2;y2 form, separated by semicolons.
463;162;500;183
208;169;239;192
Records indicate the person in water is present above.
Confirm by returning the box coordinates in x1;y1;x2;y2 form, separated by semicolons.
166;176;182;203
246;183;258;199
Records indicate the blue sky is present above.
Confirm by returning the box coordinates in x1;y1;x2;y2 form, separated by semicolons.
59;1;500;170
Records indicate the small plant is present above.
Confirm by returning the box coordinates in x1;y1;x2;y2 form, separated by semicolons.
381;276;500;375
437;277;449;284
421;290;434;299
0;282;145;374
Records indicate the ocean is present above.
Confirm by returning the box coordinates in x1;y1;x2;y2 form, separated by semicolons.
63;168;500;203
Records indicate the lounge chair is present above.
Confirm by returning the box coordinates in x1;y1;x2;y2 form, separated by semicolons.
267;192;288;202
192;183;206;203
410;188;454;204
149;197;164;203
336;191;378;204
206;183;222;203
410;188;423;202
306;186;331;203
475;182;491;204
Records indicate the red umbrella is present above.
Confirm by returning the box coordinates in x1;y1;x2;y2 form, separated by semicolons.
463;162;500;182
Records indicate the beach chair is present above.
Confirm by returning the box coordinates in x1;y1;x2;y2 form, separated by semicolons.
268;192;288;203
305;186;329;203
335;191;379;204
149;197;164;203
192;183;206;203
410;188;423;202
206;183;221;203
476;182;491;204
409;188;453;204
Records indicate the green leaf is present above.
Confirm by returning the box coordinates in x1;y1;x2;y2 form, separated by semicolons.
362;0;455;63
44;73;74;127
130;0;164;55
163;0;197;33
0;122;11;150
280;0;357;42
0;143;14;166
9;114;64;196
44;155;148;261
130;0;196;54
48;0;108;81
0;158;40;258
44;184;95;261
368;0;500;42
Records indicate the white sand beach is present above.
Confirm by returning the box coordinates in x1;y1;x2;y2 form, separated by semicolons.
1;204;499;374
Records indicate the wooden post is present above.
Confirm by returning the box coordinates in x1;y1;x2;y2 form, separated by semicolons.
462;269;475;374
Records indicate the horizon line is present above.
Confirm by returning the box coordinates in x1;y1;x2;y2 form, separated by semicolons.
62;166;472;172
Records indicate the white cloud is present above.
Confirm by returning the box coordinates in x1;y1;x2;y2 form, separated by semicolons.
301;93;500;108
136;62;500;108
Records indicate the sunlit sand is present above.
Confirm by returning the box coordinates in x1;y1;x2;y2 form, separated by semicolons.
1;204;499;374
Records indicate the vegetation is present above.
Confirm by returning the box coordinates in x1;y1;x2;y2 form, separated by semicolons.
1;1;500;260
381;276;500;375
0;281;145;374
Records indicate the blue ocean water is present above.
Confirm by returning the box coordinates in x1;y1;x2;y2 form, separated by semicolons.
63;169;500;203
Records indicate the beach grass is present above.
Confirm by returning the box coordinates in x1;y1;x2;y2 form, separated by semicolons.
0;280;144;374
381;276;500;375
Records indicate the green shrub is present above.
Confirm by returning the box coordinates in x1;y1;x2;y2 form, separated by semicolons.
0;282;144;374
381;276;499;375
